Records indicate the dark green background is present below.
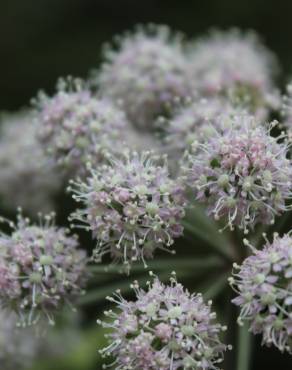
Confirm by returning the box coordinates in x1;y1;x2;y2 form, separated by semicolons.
0;1;291;369
1;0;292;112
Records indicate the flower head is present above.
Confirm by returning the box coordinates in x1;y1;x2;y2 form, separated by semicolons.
0;212;87;326
229;234;292;353
0;310;39;369
188;29;279;119
34;77;128;174
0;111;62;214
183;117;292;233
163;97;245;157
98;274;230;370
69;151;186;271
95;24;192;129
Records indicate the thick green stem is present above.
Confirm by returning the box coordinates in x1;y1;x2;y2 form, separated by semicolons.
236;324;252;370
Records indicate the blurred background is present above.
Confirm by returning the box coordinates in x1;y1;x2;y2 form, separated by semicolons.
2;0;292;112
0;1;292;369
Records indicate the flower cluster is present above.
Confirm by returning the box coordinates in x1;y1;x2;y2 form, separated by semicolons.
95;24;192;129
0;111;62;214
183;117;292;233
229;234;292;353
34;77;128;174
98;274;230;370
69;151;186;271
163;96;244;157
3;21;292;367
188;29;279;118
0;212;87;326
0;310;39;369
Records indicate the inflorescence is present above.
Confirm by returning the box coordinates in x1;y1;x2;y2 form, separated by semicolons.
95;24;192;130
98;273;230;370
1;23;292;366
34;77;128;174
282;82;292;140
229;234;292;353
0;111;62;214
162;96;245;158
0;211;88;327
188;29;279;119
183;116;292;233
69;150;186;271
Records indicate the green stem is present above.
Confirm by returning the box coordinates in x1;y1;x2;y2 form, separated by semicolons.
87;256;224;275
182;220;234;260
79;268;197;306
273;211;292;236
203;272;228;300
186;204;221;234
236;323;252;370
